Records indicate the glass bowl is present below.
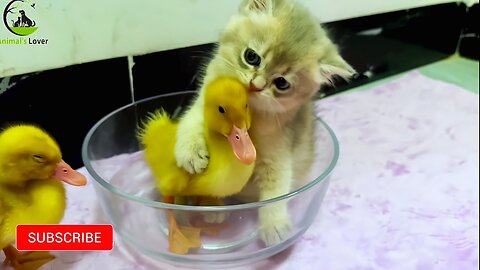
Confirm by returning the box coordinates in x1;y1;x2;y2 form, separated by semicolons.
81;91;339;268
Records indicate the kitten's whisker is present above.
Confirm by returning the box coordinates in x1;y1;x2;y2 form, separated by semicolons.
190;50;216;60
274;113;281;129
217;56;235;68
218;59;250;84
272;96;283;109
268;100;282;128
215;57;237;74
210;55;253;86
190;56;211;61
238;72;250;83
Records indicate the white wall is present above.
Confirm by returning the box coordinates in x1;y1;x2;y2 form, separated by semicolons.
0;0;477;78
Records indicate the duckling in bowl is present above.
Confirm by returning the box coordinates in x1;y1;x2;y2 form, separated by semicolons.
138;77;256;254
82;83;338;268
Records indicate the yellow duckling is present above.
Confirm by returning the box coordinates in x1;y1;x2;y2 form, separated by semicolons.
139;77;256;254
0;124;87;270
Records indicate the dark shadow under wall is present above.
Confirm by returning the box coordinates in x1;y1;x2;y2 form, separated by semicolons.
131;43;214;101
458;3;479;60
0;2;474;168
319;2;468;95
0;58;131;169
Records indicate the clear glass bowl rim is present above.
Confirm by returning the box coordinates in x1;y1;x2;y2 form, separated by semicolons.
81;91;339;211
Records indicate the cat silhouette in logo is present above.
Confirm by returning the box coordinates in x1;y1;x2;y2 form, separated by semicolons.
19;10;35;27
11;17;21;27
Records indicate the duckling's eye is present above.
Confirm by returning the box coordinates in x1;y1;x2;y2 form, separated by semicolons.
32;155;45;163
218;106;225;114
244;48;261;66
273;77;290;91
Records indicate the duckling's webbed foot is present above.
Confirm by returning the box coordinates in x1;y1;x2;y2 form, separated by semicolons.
167;210;201;254
3;246;55;270
164;196;201;254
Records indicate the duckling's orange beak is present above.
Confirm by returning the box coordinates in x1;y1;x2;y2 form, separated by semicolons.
228;126;256;165
53;160;87;186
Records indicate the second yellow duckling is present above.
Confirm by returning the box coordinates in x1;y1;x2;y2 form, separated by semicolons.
139;77;256;254
0;124;87;270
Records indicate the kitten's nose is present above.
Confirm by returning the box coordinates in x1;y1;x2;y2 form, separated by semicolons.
249;82;263;92
250;77;266;92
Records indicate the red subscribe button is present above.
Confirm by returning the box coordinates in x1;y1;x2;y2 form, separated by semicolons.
16;224;113;251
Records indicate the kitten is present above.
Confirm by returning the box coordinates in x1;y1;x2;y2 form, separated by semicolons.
174;0;354;245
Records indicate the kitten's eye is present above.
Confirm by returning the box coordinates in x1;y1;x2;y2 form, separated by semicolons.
218;106;225;113
244;48;261;66
32;155;45;163
273;77;290;91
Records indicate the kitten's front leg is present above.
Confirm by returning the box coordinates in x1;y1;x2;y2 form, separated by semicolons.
256;156;293;246
175;97;209;174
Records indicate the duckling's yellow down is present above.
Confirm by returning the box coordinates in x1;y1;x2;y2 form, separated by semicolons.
1;125;65;251
0;178;67;248
139;77;255;198
139;111;189;196
0;124;86;258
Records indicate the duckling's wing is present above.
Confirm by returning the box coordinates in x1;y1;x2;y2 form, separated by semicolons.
0;186;16;230
0;197;4;225
0;189;9;225
0;192;15;248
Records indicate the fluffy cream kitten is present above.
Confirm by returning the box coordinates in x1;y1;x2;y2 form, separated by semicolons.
174;0;354;245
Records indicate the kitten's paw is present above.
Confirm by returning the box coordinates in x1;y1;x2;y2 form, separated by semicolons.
201;212;229;224
259;206;292;246
175;135;209;174
260;219;292;246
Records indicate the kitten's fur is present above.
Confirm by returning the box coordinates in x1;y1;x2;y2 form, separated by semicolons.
175;0;354;245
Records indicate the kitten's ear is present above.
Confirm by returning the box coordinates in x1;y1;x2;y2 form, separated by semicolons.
319;52;356;84
243;0;273;14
